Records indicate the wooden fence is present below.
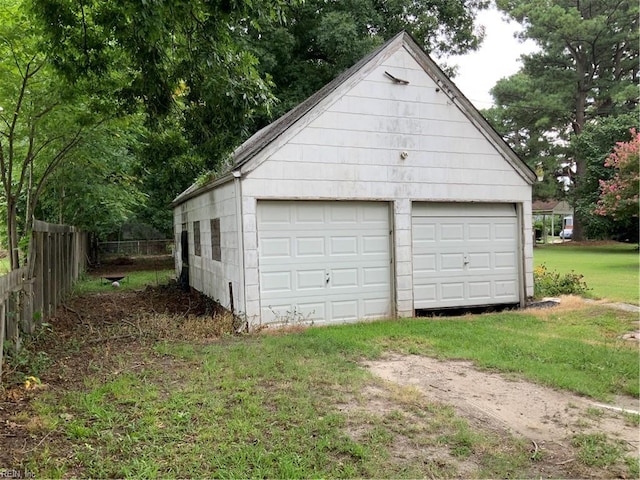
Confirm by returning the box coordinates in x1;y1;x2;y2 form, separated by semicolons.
0;220;88;380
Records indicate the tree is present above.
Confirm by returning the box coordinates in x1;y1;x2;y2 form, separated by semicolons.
0;0;91;269
594;129;639;238
32;0;290;156
492;0;639;240
570;112;637;239
31;0;295;235
34;117;148;239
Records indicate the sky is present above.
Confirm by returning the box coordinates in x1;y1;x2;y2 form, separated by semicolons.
448;5;539;110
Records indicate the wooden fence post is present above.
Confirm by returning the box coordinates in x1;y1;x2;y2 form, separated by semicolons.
0;302;5;380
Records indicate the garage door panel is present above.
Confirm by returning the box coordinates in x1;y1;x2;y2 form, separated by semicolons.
331;268;358;287
260;237;291;257
363;235;388;254
495;252;516;269
363;297;390;317
297;302;326;321
469;224;491;240
495;223;517;240
259;201;391;324
362;203;389;222
441;224;464;241
260;271;292;292
413;223;436;242
297;270;325;290
468;253;490;270
468;281;491;299
296;204;325;223
441;253;464;271
415;284;437;302
330;236;358;255
331;300;358;320
296;237;325;256
441;283;465;300
495;281;517;297
330;204;358;223
363;266;390;287
414;253;436;272
261;303;291;323
412;202;520;309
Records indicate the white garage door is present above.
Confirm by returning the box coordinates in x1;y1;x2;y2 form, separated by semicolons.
412;203;520;310
257;201;392;324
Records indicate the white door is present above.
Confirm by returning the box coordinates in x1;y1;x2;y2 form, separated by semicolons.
412;203;520;310
257;201;391;324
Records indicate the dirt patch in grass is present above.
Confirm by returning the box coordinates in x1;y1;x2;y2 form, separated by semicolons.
362;354;639;478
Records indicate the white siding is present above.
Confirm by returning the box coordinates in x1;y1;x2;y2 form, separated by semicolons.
173;181;241;311
239;46;533;322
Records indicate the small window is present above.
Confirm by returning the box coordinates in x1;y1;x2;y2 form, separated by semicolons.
193;221;201;256
211;218;221;261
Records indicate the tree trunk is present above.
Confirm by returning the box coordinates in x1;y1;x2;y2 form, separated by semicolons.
571;87;588;242
7;199;20;270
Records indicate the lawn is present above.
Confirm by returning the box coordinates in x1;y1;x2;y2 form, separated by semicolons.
534;242;639;304
4;253;639;478
18;299;639;478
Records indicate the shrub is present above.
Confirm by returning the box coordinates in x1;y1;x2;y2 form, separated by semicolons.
534;264;590;298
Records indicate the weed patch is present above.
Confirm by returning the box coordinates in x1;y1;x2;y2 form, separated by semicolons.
534;264;589;298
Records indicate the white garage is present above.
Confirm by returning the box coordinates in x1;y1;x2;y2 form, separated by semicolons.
412;203;520;310
172;31;536;327
257;201;392;323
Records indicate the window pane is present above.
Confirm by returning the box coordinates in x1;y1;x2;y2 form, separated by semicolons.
211;218;221;261
193;221;201;256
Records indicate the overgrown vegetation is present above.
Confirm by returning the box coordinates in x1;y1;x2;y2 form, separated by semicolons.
533;264;589;298
2;322;53;385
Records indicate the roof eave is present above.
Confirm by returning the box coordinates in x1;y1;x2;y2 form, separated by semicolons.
170;172;235;209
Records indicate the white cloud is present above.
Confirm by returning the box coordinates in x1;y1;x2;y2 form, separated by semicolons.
446;5;538;110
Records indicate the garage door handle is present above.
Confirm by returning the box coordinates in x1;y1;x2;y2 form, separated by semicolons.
325;272;330;284
463;255;470;265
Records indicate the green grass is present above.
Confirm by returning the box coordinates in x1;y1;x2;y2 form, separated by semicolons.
72;269;174;294
298;307;639;400
24;303;639;478
27;336;535;479
534;243;639;304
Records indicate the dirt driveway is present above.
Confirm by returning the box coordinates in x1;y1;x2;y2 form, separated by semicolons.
363;354;639;463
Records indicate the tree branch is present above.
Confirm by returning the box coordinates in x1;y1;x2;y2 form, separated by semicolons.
27;128;84;225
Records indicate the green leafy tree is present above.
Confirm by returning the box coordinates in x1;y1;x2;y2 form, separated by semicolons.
492;0;639;240
35;117;148;239
0;0;91;268
32;0;294;235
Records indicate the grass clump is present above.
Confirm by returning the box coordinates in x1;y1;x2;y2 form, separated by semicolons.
572;433;626;468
